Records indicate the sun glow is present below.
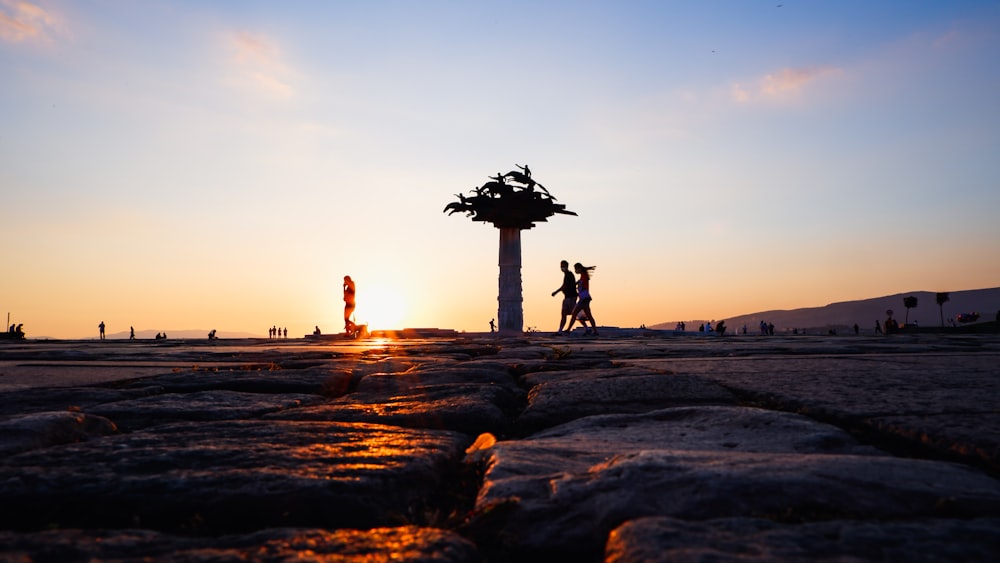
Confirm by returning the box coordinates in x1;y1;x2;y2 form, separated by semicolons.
353;285;406;331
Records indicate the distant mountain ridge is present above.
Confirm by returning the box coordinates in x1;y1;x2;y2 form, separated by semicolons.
652;287;1000;333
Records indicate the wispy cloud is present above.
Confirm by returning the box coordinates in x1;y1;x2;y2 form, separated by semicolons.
0;0;59;44
225;31;294;98
731;66;843;105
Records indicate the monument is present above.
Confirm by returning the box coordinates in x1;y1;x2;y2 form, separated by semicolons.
444;165;576;335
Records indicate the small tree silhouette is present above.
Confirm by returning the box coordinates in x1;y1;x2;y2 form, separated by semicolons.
903;295;918;325
936;292;950;327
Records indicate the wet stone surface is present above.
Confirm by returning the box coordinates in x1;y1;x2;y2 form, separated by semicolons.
1;333;999;561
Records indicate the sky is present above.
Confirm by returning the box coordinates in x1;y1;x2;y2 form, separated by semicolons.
2;0;999;339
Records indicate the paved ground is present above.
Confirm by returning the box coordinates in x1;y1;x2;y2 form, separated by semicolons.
1;332;998;561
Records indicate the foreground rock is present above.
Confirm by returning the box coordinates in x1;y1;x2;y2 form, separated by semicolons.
268;383;524;436
515;370;736;433
0;419;470;533
605;516;1000;562
2;335;1000;561
470;406;1000;556
0;526;480;562
88;389;321;431
0;411;117;455
624;352;1000;470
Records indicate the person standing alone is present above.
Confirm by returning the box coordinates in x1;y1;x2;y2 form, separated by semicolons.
551;260;577;332
99;321;106;340
343;275;356;333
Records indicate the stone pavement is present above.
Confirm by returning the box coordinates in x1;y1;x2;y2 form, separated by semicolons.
0;333;998;561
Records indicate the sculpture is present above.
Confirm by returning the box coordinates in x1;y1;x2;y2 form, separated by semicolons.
444;166;576;334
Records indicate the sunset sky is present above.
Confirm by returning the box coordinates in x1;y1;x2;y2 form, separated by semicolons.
2;1;999;339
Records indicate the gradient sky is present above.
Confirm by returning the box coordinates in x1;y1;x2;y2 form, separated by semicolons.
2;0;999;339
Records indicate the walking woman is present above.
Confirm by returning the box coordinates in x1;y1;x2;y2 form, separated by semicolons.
565;263;597;335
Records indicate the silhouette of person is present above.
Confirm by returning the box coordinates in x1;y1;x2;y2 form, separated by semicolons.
551;260;577;332
314;325;321;335
565;263;597;335
853;323;859;335
489;318;496;333
875;320;882;335
283;327;287;339
99;321;105;340
343;276;356;333
129;326;135;340
516;164;531;178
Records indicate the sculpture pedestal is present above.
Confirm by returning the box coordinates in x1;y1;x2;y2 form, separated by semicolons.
497;227;523;335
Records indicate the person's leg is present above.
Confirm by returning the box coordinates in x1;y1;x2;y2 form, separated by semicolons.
583;302;597;334
565;305;580;331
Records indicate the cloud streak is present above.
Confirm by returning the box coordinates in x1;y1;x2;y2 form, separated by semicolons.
226;31;294;98
731;66;843;105
0;0;57;44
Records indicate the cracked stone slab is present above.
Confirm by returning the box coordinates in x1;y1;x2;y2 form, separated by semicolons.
0;526;481;562
470;406;1000;555
605;516;1000;562
0;420;470;533
515;372;736;433
114;366;351;396
357;364;518;394
268;383;524;435
86;390;322;431
0;385;163;418
623;354;1000;469
0;411;118;455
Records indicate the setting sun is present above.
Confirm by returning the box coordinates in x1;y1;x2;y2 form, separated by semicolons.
353;285;406;331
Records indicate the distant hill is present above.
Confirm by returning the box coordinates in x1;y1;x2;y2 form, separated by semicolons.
652;287;1000;334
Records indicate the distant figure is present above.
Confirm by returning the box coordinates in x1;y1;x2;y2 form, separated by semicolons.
516;164;531;178
489;318;496;333
283;327;287;339
208;329;217;340
314;325;322;335
565;263;597;335
875;320;883;335
99;321;106;340
343;276;356;333
129;326;135;340
715;320;727;336
853;323;859;335
551;260;577;332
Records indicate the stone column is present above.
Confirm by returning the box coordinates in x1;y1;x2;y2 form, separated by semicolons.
497;226;523;335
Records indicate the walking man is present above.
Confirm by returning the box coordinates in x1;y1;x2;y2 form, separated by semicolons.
551;260;577;332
